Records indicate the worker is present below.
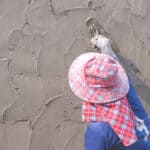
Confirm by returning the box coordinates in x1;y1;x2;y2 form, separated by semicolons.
68;33;150;150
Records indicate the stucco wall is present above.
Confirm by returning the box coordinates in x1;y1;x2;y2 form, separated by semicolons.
0;0;150;150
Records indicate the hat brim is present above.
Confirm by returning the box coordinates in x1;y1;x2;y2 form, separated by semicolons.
68;52;129;104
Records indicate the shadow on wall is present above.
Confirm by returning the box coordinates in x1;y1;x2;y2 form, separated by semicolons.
118;54;150;115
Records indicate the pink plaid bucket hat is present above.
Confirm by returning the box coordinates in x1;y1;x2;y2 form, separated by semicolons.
68;52;129;103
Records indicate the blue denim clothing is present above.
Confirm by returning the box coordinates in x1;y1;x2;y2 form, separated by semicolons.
84;79;150;150
85;122;150;150
126;79;150;131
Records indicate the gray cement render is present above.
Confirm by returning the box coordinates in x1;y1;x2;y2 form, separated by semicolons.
0;0;150;149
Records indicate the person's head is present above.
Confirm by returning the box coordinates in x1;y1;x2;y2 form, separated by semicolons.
68;53;129;104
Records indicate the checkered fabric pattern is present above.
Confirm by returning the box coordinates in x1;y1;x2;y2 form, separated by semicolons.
84;55;118;88
82;97;137;146
68;53;129;104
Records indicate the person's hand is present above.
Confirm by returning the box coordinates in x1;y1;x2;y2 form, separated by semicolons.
91;34;110;52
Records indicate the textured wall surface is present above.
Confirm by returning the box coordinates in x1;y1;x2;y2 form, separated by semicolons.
0;0;150;149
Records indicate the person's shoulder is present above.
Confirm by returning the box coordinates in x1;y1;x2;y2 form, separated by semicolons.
87;122;112;134
87;122;120;141
85;122;121;149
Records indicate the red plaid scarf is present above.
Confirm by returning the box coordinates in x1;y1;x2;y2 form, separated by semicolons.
82;97;137;146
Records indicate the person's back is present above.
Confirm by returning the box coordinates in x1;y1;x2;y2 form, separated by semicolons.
85;121;150;150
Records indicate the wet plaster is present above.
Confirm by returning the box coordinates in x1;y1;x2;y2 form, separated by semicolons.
0;0;149;150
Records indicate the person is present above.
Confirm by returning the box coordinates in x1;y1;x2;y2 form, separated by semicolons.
68;34;150;150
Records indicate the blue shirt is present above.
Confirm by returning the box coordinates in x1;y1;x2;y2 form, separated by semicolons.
84;80;150;150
